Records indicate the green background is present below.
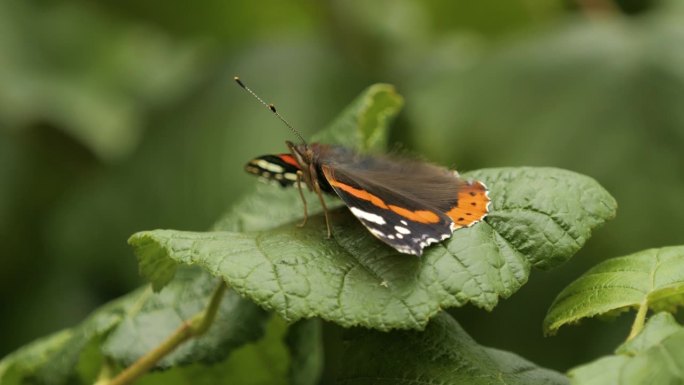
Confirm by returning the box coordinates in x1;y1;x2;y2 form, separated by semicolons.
1;0;681;373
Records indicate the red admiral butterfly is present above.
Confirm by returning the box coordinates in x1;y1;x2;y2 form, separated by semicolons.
237;77;490;256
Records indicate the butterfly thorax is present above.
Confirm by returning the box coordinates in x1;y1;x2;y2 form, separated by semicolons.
287;141;354;193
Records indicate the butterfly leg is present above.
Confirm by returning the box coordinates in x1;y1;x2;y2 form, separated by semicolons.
309;165;332;238
295;170;308;227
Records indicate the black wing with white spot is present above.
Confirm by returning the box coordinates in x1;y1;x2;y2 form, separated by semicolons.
245;154;301;187
321;164;454;256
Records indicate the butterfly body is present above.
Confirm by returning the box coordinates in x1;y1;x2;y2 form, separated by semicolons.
245;142;490;256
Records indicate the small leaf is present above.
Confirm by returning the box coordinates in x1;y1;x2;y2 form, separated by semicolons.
336;312;568;385
0;269;268;383
616;311;683;356
569;312;684;385
102;268;269;368
0;330;76;385
0;291;137;385
130;167;615;330
136;315;290;385
310;83;403;153
544;246;684;335
566;356;627;385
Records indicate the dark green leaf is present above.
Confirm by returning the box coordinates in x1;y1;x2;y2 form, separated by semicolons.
336;312;568;385
136;315;290;385
311;83;403;153
0;269;267;383
544;246;684;335
0;291;136;385
102;268;268;368
569;312;684;385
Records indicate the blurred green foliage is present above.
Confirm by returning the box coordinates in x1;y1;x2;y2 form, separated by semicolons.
1;0;681;375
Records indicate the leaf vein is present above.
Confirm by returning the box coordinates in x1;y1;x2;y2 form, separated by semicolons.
495;207;582;247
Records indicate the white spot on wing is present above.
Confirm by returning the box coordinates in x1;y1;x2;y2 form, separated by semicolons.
256;159;285;173
369;228;385;237
394;226;411;235
397;246;419;255
350;207;386;225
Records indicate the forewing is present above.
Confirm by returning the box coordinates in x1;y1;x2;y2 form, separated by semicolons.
321;164;455;256
245;154;300;187
322;151;490;228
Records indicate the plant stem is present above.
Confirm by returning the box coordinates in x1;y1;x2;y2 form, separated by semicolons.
93;358;115;385
104;281;227;385
627;299;649;341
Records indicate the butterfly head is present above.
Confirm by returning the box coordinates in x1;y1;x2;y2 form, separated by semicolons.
286;140;313;167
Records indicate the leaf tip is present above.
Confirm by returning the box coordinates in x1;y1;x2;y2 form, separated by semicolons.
128;230;179;292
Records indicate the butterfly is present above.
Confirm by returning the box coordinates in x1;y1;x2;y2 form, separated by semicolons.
237;77;490;256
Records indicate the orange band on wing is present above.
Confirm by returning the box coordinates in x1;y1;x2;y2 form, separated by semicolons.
326;176;442;225
387;205;441;224
327;179;388;209
278;154;300;168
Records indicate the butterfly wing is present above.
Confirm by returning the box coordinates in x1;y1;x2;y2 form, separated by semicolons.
319;152;489;255
245;154;301;187
320;165;449;256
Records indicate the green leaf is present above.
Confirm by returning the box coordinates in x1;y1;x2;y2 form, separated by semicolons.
336;312;568;385
136;315;290;385
310;83;403;153
130;167;616;330
0;269;267;383
102;268;268;368
0;292;136;385
0;330;74;385
544;246;684;335
467;167;616;271
616;311;683;356
569;312;684;385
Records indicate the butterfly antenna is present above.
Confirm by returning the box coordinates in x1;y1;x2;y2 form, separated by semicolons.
234;76;308;146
